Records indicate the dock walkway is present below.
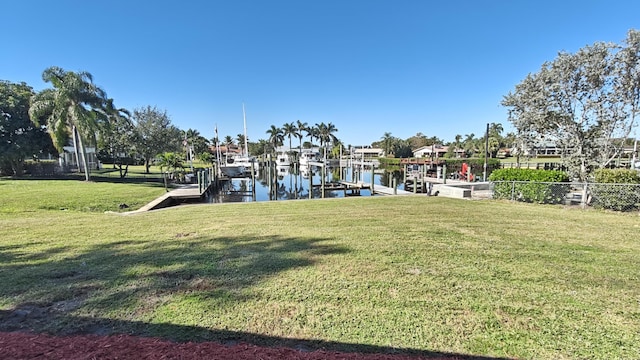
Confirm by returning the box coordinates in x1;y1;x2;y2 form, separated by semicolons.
338;181;413;196
132;184;207;213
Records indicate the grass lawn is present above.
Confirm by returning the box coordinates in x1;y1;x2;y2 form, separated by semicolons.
0;178;638;359
0;179;166;213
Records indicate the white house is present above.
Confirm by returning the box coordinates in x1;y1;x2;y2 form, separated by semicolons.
413;145;455;159
60;145;101;171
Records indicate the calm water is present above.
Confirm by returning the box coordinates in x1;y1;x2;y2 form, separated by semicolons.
202;165;402;203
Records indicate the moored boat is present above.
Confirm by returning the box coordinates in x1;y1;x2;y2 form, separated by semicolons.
298;149;320;166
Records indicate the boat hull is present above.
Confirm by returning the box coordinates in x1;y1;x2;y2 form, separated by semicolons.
219;165;246;178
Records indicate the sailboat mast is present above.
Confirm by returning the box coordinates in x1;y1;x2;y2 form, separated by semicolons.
243;103;249;156
214;124;222;176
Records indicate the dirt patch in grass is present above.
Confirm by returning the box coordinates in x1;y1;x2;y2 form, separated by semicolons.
0;331;492;360
0;305;501;360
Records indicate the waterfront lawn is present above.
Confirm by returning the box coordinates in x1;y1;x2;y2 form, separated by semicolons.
0;179;165;213
0;181;638;359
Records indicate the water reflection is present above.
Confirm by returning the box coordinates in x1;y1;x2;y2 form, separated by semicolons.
202;164;403;203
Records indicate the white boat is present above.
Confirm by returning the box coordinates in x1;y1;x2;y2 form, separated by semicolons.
299;149;320;166
275;148;292;166
276;165;290;177
229;154;257;173
299;165;315;178
219;163;246;177
218;104;254;177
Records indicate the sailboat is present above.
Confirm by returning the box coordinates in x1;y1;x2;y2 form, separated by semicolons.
217;104;255;177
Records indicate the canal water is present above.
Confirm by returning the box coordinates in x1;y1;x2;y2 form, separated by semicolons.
202;165;404;203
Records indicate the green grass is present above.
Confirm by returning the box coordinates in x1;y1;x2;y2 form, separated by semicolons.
90;164;165;180
0;178;638;359
0;179;166;213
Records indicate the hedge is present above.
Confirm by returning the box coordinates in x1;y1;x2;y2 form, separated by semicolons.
590;169;640;211
489;168;570;204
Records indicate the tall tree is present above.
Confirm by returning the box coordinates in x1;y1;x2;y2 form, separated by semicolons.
306;124;318;146
614;29;640;162
295;120;307;154
380;132;394;156
132;106;182;173
266;125;284;155
224;135;234;149
315;122;339;159
502;32;640;180
282;122;296;153
0;81;55;175
183;128;209;161
236;134;246;154
406;132;429;149
96;98;134;177
29;66;107;180
462;133;478;157
487;122;504;158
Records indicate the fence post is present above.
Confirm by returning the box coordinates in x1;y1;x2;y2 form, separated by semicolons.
581;182;588;209
511;181;515;201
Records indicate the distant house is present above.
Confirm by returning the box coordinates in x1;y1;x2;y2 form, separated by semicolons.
351;146;384;159
497;148;512;158
209;144;242;155
413;145;462;158
59;145;101;171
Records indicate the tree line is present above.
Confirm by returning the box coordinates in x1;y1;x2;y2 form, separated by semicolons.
371;123;513;159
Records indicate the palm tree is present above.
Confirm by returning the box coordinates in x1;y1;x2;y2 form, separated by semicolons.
315;122;339;160
29;66;107;180
157;152;185;185
487;123;504;158
266;125;284;155
463;133;477;157
306;124;318;146
296;120;307;155
380;132;393;157
282;122;296;156
488;122;504;138
236;134;246;154
224;135;234;149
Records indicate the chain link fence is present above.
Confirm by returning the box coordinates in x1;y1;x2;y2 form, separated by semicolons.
486;181;640;212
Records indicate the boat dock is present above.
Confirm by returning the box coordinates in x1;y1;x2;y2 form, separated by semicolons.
337;181;412;196
133;168;218;212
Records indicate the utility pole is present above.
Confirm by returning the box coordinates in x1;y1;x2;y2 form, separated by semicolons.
483;123;489;181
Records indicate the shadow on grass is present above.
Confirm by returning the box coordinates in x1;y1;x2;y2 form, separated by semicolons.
0;234;340;309
0;234;509;359
9;173;165;185
0;313;510;360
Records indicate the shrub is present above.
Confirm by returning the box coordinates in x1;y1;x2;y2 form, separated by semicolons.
23;160;60;176
590;169;640;211
489;168;570;204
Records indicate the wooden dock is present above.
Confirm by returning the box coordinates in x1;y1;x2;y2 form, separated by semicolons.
134;184;205;212
338;181;412;196
132;168;219;213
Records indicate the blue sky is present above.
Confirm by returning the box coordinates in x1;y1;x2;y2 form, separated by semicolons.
2;0;640;147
